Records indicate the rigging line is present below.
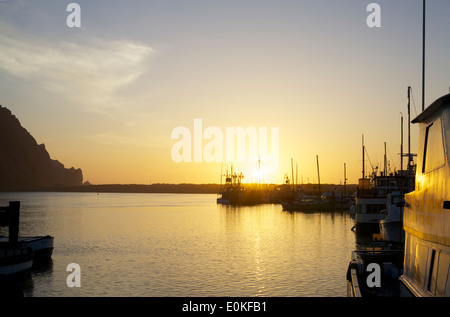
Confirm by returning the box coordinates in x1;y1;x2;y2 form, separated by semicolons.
410;87;418;116
386;144;397;172
364;147;374;172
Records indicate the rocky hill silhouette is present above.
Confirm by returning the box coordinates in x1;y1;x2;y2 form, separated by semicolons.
0;105;83;188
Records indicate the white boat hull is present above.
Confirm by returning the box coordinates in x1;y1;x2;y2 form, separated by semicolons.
380;220;405;242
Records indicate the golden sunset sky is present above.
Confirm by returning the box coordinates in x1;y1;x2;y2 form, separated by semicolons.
1;1;449;185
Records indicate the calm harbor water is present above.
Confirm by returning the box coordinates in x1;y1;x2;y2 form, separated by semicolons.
0;192;357;297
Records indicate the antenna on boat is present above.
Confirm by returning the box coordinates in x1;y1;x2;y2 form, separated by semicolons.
362;134;365;179
399;113;405;243
405;86;417;191
407;86;412;191
408;87;411;161
422;0;426;112
400;114;404;194
344;163;347;199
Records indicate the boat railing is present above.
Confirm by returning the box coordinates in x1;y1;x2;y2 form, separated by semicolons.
349;268;362;297
356;242;402;251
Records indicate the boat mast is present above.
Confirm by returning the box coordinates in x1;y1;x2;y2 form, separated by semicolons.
384;141;387;196
401;114;404;194
291;158;294;192
344;163;347;199
422;0;426;112
407;86;415;192
399;114;405;243
362;134;365;179
407;87;411;164
316;155;321;198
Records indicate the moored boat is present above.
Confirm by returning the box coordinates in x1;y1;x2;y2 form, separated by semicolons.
399;93;450;297
353;138;414;235
379;191;405;243
0;235;54;264
346;242;404;297
216;167;245;205
354;175;404;235
281;197;335;212
0;201;54;268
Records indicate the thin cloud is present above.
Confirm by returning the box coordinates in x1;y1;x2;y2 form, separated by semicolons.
0;22;156;112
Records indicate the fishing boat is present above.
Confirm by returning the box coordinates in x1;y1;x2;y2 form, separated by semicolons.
217;165;243;205
399;93;450;297
354;173;404;235
347;178;407;297
216;166;251;205
353;136;414;235
347;178;407;296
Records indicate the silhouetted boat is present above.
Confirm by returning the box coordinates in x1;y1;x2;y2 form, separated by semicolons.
0;235;53;264
281;155;346;212
216;166;246;205
281;197;335;212
0;201;53;270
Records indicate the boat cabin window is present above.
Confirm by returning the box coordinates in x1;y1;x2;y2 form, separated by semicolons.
391;195;404;205
358;203;385;214
428;250;450;297
443;108;450;163
422;118;445;173
413;242;429;287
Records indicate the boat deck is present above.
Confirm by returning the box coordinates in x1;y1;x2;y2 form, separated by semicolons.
347;242;404;297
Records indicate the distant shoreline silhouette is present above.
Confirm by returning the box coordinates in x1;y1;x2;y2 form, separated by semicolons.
0;183;358;195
